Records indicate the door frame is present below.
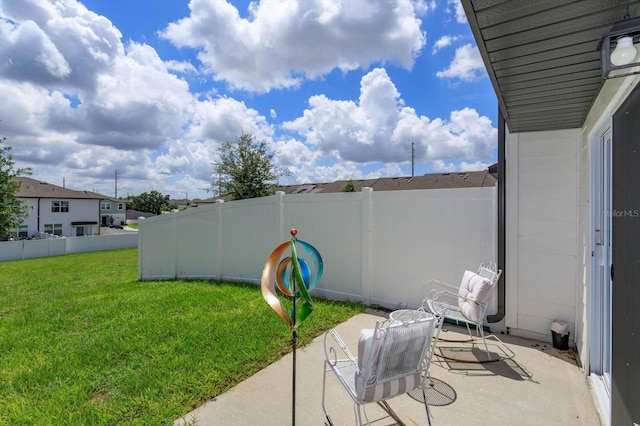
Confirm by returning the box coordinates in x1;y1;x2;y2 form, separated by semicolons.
590;122;612;422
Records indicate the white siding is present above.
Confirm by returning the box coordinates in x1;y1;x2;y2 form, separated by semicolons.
21;199;39;237
506;129;580;342
504;77;640;371
22;198;100;237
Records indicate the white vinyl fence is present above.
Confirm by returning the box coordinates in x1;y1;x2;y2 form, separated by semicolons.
139;187;497;311
0;233;138;261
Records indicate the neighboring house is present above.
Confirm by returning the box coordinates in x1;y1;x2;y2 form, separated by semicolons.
15;177;103;238
125;209;155;226
197;169;497;204
99;198;127;227
461;2;639;424
281;170;496;194
170;198;194;209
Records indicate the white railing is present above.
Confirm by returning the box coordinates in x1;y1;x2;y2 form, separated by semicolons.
36;232;61;239
139;187;497;310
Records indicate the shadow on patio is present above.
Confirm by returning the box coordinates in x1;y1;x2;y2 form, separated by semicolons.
175;310;602;426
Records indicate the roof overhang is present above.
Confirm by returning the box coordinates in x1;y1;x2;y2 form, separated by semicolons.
461;0;640;133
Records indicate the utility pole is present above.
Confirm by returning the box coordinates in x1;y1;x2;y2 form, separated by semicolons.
411;142;415;177
115;170;118;198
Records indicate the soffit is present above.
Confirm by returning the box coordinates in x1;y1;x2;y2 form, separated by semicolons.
461;0;640;132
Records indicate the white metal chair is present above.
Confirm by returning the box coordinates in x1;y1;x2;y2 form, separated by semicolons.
322;311;437;425
422;261;513;361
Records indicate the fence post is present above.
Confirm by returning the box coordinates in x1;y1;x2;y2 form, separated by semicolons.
172;211;178;279
216;200;225;280
361;187;373;305
275;191;285;242
137;227;143;280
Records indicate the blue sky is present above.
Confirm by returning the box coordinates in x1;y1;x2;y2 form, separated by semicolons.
0;0;496;199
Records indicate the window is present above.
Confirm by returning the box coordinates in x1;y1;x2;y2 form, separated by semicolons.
101;202;111;210
17;225;28;239
118;203;124;210
44;224;62;236
51;200;69;213
74;225;94;237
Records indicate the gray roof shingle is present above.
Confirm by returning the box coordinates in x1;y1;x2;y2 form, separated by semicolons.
16;177;106;200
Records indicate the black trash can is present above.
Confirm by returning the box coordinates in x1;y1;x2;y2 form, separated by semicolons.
552;331;570;350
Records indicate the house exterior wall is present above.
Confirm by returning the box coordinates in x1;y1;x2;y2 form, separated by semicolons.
505;76;640;376
505;128;580;343
30;198;100;237
20;198;39;237
100;200;126;226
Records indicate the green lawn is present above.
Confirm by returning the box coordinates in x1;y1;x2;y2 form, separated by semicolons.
0;249;365;424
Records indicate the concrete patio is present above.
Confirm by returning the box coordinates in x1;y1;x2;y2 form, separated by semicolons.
175;310;602;425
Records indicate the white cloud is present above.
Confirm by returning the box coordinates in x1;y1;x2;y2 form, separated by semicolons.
184;96;273;144
160;0;427;92
0;0;122;91
448;0;467;24
0;0;494;199
432;35;459;54
283;68;496;166
0;0;270;198
165;60;197;74
436;43;485;82
433;159;490;173
413;0;438;16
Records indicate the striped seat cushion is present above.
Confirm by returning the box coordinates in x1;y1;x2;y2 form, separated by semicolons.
355;328;423;402
359;371;422;402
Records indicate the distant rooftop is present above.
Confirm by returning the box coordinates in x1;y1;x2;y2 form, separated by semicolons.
198;169;496;204
280;170;496;195
15;177;110;200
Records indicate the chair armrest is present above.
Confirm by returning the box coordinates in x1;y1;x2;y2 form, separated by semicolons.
422;279;458;298
323;329;357;367
423;286;487;311
421;279;459;309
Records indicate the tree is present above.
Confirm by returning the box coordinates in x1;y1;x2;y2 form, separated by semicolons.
0;137;31;238
342;180;356;192
212;133;289;200
128;190;175;215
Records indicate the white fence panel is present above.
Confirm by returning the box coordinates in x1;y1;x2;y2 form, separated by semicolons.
369;187;497;309
139;214;177;279
283;192;365;301
24;238;66;259
175;204;221;279
66;233;138;254
138;187;497;310
219;197;280;282
0;238;66;261
0;241;25;261
1;233;137;261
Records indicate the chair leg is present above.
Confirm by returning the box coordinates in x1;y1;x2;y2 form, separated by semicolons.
355;404;366;426
422;386;432;426
477;325;492;361
465;321;493;361
321;361;333;424
377;400;406;426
